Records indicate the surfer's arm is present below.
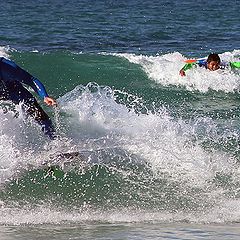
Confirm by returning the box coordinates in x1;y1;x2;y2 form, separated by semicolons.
23;76;56;105
179;63;195;76
30;77;49;99
2;58;56;105
29;78;57;105
18;67;57;106
1;58;49;99
230;62;240;69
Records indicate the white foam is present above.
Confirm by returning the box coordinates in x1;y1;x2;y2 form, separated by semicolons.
0;46;11;59
0;108;49;185
58;83;238;187
2;202;240;225
112;50;240;93
1;83;240;225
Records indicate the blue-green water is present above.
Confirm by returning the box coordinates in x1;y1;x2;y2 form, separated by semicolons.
0;0;240;239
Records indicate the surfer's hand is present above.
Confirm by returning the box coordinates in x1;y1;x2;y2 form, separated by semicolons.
179;69;186;76
44;97;57;106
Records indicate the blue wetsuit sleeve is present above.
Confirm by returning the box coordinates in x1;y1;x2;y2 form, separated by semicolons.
197;59;207;67
1;58;49;99
31;78;49;99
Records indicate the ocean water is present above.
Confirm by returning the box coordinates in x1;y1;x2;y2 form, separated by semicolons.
0;0;240;239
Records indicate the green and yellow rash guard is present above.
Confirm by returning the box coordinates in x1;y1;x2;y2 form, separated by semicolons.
182;62;197;71
181;60;240;72
230;62;240;69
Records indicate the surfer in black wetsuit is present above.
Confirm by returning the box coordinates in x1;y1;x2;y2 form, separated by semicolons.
0;57;57;139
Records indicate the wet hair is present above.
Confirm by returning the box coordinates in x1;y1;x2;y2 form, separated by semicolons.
207;53;220;63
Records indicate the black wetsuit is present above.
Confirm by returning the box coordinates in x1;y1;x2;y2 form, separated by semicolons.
0;57;55;139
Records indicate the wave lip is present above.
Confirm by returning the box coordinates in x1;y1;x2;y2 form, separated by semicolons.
0;82;240;225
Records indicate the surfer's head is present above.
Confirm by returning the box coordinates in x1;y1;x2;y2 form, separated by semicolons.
207;53;221;71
